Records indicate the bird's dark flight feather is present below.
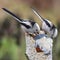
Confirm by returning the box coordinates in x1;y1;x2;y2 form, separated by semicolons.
20;23;31;29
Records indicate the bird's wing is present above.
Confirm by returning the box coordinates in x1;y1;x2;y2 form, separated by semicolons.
32;8;44;22
2;8;22;23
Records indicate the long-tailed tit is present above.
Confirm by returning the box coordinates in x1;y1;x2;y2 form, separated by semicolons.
34;33;53;55
32;8;58;38
2;8;40;35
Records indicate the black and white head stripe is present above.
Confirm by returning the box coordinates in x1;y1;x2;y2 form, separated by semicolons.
50;24;56;30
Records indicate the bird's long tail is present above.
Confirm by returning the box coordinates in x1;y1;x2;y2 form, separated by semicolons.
32;8;44;22
2;8;22;23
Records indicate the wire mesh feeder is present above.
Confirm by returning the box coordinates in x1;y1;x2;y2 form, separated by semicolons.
25;33;53;60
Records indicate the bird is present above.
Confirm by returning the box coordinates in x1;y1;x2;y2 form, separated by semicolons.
2;8;40;35
32;8;58;38
34;33;53;55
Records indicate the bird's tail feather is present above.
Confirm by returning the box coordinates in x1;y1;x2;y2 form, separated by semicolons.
2;8;22;23
32;8;44;22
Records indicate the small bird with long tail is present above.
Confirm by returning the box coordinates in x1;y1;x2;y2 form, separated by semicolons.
2;8;40;35
32;8;58;38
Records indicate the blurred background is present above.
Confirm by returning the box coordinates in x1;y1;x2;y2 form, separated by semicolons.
0;0;60;60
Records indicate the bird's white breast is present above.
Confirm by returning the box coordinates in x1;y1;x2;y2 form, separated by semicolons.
35;36;53;54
